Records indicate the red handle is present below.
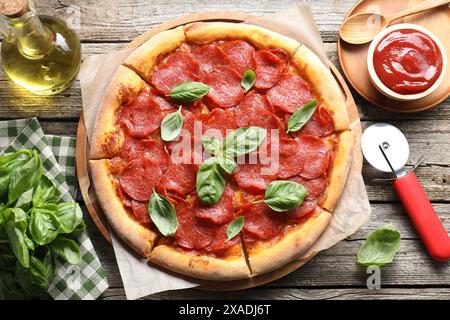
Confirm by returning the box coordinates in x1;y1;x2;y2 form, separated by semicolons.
393;172;450;261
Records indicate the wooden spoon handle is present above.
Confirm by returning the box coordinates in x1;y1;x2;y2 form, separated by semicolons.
389;0;450;22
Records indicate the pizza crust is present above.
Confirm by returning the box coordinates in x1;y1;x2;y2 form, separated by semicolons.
246;208;332;276
185;22;301;56
89;159;158;257
321;130;354;211
149;242;251;281
90;66;148;159
292;45;349;132
124;25;186;82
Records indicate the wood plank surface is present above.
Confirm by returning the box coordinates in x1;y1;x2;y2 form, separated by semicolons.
0;0;449;300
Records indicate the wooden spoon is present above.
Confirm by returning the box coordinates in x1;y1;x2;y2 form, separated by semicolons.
339;0;450;44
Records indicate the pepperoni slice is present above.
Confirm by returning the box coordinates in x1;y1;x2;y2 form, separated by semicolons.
194;185;235;224
120;90;164;138
267;74;313;113
120;135;139;158
206;223;240;253
242;202;286;240
233;163;276;195
148;87;177;111
235;92;274;128
286;199;317;221
116;184;132;208
268;48;290;66
175;205;215;250
202;108;236;138
159;162;198;195
131;200;151;226
254;50;287;90
191;44;230;76
296;105;335;137
222;40;256;76
169;136;204;166
120;158;163;201
290;174;327;198
245;110;286;145
298;135;331;180
276;137;304;179
127;139;171;173
151;51;199;95
204;65;245;109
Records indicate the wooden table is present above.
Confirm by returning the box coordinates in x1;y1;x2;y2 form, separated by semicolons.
2;0;449;300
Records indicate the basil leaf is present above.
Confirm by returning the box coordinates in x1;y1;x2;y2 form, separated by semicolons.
224;126;266;158
8;150;42;204
49;236;81;265
217;152;237;175
29;208;60;245
148;190;178;237
4;209;29;268
226;216;244;241
196;157;226;205
161;107;183;141
0;150;33;200
202;136;221;155
286;100;318;133
32;175;61;207
241;69;256;92
356;224;401;267
28;252;54;291
15;188;33;211
255;180;308;212
54;202;83;234
0;175;11;199
167;81;210;103
0;150;31;174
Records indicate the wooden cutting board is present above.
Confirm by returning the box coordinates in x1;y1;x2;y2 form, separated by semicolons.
338;0;450;112
75;11;362;290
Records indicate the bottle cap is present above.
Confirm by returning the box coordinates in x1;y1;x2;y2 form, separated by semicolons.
0;0;29;18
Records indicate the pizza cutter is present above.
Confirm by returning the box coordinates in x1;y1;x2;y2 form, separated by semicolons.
361;123;450;261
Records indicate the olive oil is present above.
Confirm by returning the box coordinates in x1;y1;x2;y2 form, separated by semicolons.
0;1;81;95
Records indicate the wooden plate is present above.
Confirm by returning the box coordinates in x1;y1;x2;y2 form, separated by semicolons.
337;0;450;113
76;11;362;290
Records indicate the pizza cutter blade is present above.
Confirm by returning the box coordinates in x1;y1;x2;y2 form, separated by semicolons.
361;123;450;261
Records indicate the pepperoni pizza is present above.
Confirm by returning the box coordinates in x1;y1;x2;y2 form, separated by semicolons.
89;22;353;280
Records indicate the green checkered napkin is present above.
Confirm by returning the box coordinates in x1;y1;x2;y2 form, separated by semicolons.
0;118;108;300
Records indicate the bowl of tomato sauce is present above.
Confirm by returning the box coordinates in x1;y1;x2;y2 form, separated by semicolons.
367;23;447;101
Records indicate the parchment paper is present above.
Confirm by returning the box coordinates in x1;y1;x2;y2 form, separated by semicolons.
79;5;371;300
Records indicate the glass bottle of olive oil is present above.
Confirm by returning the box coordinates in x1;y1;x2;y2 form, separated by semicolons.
0;0;81;95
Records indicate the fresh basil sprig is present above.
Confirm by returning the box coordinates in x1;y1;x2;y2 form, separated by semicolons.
241;69;256;92
356;224;401;267
201;126;265;176
226;216;245;242
254;180;308;212
197;127;266;205
0;149;85;299
286;99;317;133
148;190;178;237
161;106;183;141
196;157;227;205
167;81;210;103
